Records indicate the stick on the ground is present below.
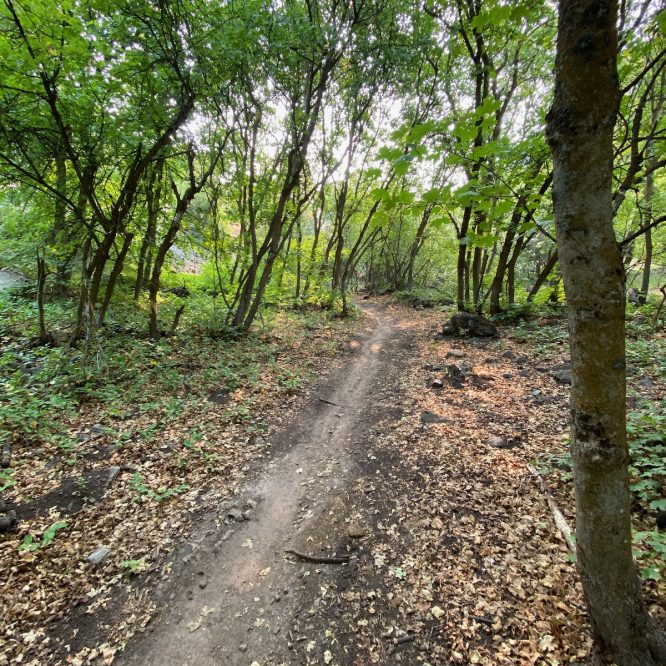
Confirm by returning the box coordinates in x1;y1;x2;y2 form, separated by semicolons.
284;549;350;564
318;397;341;407
527;463;576;553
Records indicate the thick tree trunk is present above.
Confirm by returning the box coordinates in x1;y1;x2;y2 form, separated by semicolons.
547;2;666;663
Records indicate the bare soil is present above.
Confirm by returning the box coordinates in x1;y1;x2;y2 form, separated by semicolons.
112;301;411;665
9;299;664;665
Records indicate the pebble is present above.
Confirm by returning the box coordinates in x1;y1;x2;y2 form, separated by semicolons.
87;546;111;565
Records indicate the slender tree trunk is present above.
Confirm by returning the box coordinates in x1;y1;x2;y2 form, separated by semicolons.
506;234;526;305
97;233;133;326
640;164;654;302
547;2;666;663
36;253;48;343
527;249;558;302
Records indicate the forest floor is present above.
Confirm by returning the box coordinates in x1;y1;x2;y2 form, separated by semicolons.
2;298;664;665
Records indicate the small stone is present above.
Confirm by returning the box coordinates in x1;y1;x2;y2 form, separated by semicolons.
637;377;654;389
501;350;516;359
420;411;448;424
239;643;248;652
347;523;368;538
87;546;111;565
199;578;208;589
446;349;465;358
106;466;121;487
552;369;572;385
486;436;507;449
431;379;444;389
227;508;246;522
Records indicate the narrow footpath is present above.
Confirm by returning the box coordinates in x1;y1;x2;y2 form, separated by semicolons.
120;303;411;665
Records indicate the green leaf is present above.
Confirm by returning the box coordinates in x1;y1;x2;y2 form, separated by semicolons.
640;567;661;581
41;521;68;547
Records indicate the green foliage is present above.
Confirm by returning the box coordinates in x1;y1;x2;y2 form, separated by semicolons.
129;473;188;503
19;521;68;553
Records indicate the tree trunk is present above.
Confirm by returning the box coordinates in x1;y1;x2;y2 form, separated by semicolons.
97;233;133;326
527;249;558;302
36;253;48;343
546;1;666;663
640;164;654;302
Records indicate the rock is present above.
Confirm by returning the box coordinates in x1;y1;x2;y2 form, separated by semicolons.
208;389;230;405
475;373;495;381
0;510;17;532
239;644;248;653
501;350;516;359
503;372;513;379
551;368;572;385
347;523;368;538
519;369;530;377
420;411;449;424
431;379;444;389
486;436;508;449
227;508;246;522
412;297;435;309
199;578;208;589
442;364;466;389
424;363;443;372
627;287;643;306
105;466;121;487
446;349;465;358
87;546;111;565
637;378;654;389
441;312;499;338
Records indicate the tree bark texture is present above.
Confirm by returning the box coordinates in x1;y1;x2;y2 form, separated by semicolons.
547;1;666;663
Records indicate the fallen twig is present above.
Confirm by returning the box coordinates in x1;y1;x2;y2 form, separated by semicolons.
470;614;494;626
318;397;341;407
527;463;576;553
284;549;350;564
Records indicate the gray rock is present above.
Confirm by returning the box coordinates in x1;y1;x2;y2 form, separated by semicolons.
227;508;246;522
552;369;572;385
420;411;449;424
441;312;499;338
446;349;465;358
87;546;111;565
501;350;516;359
637;377;654;389
486;436;507;449
106;466;121;487
431;379;444;389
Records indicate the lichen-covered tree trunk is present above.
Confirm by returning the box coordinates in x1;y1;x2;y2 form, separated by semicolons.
546;1;666;663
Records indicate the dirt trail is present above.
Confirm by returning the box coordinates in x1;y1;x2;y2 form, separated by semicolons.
120;302;403;665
